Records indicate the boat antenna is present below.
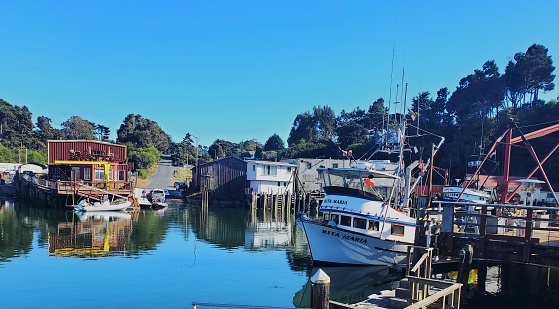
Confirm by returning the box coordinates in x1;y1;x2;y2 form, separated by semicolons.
400;68;406;115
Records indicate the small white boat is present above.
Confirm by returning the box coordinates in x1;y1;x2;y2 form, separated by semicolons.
74;197;131;212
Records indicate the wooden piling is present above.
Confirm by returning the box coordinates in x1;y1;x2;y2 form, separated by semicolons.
457;244;473;288
311;269;330;309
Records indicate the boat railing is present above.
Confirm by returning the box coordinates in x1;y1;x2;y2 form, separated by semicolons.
192;302;309;309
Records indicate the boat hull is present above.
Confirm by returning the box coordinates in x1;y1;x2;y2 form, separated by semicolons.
74;200;131;212
297;218;411;266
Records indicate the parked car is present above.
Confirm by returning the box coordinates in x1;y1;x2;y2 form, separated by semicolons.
174;182;188;190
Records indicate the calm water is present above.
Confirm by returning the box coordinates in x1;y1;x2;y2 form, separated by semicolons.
0;199;558;308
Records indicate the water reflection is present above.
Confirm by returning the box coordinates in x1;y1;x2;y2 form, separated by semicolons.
460;263;559;309
293;266;399;307
0;200;33;263
49;211;132;257
245;208;292;250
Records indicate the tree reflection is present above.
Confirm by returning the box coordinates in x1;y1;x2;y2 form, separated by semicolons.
0;203;33;263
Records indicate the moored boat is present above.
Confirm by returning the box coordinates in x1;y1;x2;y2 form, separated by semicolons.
74;197;131;212
297;167;416;266
297;114;444;266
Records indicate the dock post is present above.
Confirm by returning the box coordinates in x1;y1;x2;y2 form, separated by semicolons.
457;244;473;289
251;192;257;210
311;269;330;309
523;208;534;262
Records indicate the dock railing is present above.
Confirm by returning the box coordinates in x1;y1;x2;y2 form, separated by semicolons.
431;200;559;267
405;277;462;309
405;246;463;308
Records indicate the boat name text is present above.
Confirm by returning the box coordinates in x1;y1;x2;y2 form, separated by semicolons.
323;199;348;205
322;230;367;244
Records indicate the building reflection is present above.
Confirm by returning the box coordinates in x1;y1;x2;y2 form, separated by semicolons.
245;208;292;250
48;211;132;257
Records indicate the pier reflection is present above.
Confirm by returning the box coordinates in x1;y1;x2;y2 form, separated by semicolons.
245;208;293;250
293;266;398;307
48;211;132;257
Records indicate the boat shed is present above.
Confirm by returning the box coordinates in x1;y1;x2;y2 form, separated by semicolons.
47;140;132;191
193;157;247;200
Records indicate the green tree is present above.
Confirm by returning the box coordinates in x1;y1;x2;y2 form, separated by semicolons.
504;44;555;106
263;134;285;151
117;114;171;152
0;100;35;149
94;124;111;141
35;116;63;146
447;60;505;124
61;116;96;140
0;144;15;162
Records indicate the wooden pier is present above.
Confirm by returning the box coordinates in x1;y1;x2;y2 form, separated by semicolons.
423;201;559;268
246;191;323;212
14;172;135;207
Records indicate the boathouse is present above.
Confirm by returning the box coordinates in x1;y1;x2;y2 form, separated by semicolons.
47;140;133;194
192;158;299;201
193;157;247;200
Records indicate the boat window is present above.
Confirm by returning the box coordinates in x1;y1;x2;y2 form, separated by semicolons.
340;215;352;227
368;220;380;231
323;213;330;221
353;217;366;229
391;224;405;236
331;214;340;224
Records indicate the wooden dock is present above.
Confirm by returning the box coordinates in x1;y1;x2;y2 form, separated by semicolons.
426;201;559;268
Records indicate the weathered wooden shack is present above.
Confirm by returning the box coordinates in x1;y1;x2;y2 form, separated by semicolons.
193;157;247;201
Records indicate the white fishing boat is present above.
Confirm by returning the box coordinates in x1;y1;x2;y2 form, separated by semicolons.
74;195;131;212
297;114;444;266
297;167;416;266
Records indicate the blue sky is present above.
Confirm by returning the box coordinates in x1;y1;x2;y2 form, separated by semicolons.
1;1;558;147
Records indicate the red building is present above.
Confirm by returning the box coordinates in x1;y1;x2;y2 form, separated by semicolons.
47;140;134;197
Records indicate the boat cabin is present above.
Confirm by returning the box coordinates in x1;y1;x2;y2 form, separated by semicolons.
318;206;415;244
317;165;399;198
